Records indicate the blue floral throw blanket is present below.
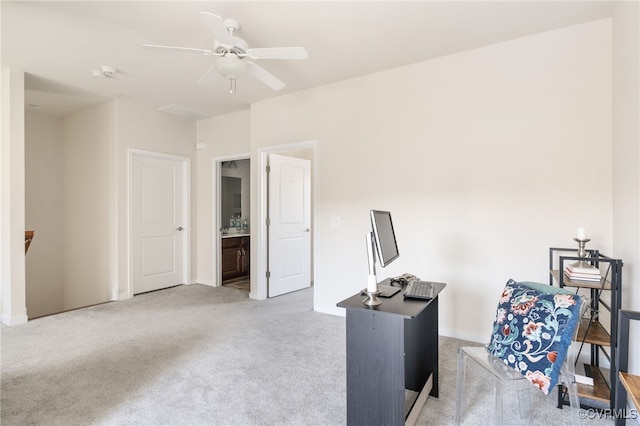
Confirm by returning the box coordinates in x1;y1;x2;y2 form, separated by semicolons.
486;279;582;394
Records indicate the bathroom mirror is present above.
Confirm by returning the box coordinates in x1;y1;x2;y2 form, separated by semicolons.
221;176;242;228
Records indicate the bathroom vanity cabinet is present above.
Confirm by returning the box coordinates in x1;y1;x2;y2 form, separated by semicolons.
221;235;250;282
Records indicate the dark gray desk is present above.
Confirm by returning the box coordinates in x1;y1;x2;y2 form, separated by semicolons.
337;282;445;426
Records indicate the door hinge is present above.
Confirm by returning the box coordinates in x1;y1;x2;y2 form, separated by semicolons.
266;218;270;226
266;165;271;173
266;271;271;279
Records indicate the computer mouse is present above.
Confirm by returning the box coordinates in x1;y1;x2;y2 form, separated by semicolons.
390;277;407;286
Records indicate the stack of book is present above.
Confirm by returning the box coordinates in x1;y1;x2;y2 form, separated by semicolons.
564;262;601;282
575;362;595;386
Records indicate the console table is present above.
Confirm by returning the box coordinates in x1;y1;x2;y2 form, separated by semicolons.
337;281;445;426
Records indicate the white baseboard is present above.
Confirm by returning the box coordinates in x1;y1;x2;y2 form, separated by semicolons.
249;291;264;300
315;304;345;317
1;313;28;326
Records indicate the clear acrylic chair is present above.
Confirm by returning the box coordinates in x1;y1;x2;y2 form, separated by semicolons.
455;280;583;426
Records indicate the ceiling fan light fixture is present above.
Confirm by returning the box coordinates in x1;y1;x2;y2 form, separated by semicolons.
215;55;247;80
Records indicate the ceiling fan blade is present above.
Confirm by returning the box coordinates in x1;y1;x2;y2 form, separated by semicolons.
197;65;220;86
245;47;308;60
200;12;234;46
245;62;285;91
143;44;213;55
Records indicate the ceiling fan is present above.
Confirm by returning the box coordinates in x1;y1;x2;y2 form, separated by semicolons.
143;12;308;94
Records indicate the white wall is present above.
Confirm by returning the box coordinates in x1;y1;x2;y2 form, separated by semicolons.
0;67;28;325
63;102;116;309
612;2;640;373
114;100;198;298
196;110;250;286
250;19;613;343
194;111;315;293
25;111;64;318
19;98;197;313
61;99;198;304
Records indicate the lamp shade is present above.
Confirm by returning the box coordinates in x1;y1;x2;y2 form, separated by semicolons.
215;55;247;80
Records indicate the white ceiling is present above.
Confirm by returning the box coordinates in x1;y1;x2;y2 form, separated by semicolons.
2;1;615;119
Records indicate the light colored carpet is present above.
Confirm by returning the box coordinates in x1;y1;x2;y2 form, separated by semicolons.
1;284;612;425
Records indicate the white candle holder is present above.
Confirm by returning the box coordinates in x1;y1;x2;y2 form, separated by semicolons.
573;237;591;268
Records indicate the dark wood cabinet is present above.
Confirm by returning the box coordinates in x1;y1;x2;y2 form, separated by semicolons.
221;236;250;282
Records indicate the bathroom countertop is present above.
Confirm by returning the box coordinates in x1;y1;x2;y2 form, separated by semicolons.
221;233;250;239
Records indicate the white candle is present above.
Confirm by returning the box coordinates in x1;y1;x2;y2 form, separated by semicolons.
577;227;586;240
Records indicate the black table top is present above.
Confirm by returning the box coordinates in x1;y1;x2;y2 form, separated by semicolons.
337;281;446;319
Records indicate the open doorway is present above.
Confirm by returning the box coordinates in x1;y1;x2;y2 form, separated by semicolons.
217;158;251;292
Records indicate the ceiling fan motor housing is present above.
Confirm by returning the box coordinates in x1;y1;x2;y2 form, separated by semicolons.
223;18;240;33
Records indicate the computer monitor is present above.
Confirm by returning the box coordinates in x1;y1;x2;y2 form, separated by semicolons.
370;210;399;268
365;210;401;298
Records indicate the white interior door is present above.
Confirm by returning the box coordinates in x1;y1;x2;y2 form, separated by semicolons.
268;153;311;297
132;152;187;294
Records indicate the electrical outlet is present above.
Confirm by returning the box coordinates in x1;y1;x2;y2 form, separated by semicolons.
331;217;341;227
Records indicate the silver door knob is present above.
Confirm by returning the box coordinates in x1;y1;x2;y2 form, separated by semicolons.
176;226;184;231
305;228;310;232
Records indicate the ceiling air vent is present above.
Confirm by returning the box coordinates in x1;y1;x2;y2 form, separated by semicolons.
157;104;210;121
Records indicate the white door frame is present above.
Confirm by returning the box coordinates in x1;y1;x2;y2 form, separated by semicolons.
128;149;191;298
212;153;250;288
256;140;317;303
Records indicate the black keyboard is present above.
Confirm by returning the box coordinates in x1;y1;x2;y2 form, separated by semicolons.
404;280;433;300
